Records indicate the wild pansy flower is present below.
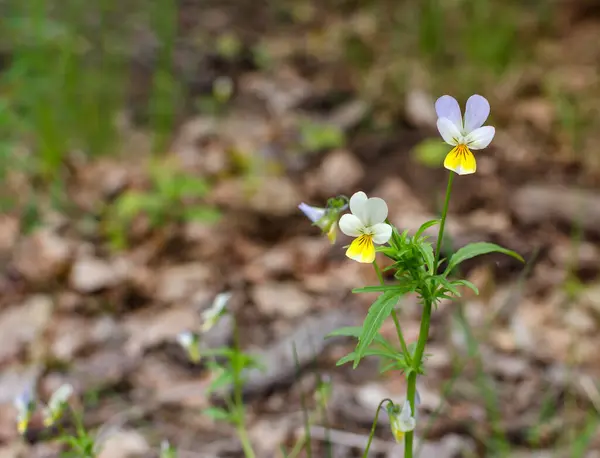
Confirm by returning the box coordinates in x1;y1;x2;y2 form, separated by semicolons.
435;94;495;175
338;191;392;263
177;331;201;363
299;196;348;244
387;400;416;443
43;383;74;427
201;292;231;333
14;387;36;435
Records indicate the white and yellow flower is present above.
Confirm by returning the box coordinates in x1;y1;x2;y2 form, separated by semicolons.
338;192;392;263
43;383;74;427
201;292;231;333
14;388;35;435
177;331;201;363
387;400;416;443
436;94;495;175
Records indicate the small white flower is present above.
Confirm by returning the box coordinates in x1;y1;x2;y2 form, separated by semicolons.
338;191;392;263
201;292;231;333
14;387;35;435
388;400;416;443
43;383;73;427
177;331;201;363
299;202;339;243
435;94;495;175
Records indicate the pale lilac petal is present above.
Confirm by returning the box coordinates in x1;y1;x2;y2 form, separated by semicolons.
463;95;490;133
363;198;388;225
339;214;363;237
436;118;461;146
465;126;495;150
298;203;326;223
435;95;462;130
371;223;392;244
349;191;368;222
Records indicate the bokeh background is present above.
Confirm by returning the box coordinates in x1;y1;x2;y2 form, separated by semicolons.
1;0;600;456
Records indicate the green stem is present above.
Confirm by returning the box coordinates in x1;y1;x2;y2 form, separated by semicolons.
232;319;257;458
404;172;455;458
434;171;455;270
373;260;411;364
362;398;393;458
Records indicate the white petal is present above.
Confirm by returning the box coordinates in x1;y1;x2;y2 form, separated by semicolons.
399;400;413;421
371;223;392;244
211;292;231;314
436;118;461;146
349;191;368;222
463;94;490;133
363;197;388;225
400;416;416;432
339;214;363;237
48;384;73;410
298;203;326;223
465;126;495;150
435;95;462;131
177;332;194;348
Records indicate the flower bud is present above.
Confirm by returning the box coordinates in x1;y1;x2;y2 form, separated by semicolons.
177;332;201;363
387;400;416;443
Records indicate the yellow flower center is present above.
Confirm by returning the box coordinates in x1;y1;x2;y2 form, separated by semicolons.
346;233;375;263
443;143;476;175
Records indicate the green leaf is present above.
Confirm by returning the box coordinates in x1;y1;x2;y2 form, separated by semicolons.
445;242;524;275
352;284;408;294
379;361;400;373
327;327;397;353
416;242;435;273
336;348;404;367
202;406;231;421
437;276;461;297
414;219;440;240
452;279;479;295
353;290;402;369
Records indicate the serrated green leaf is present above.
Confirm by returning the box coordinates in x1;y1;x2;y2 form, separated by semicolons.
353;290;402;369
445;242;524;275
414;219;440;240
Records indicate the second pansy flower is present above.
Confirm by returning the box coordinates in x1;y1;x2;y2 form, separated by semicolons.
339;191;392;263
